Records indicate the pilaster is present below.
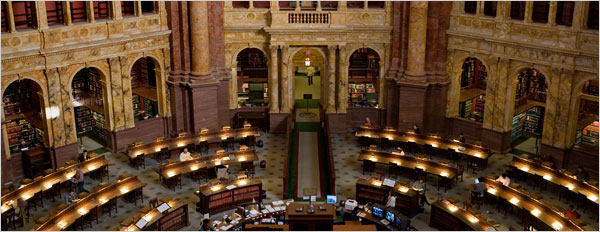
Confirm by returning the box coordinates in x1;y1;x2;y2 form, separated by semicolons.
269;45;280;113
280;45;290;113
326;45;336;113
405;1;428;78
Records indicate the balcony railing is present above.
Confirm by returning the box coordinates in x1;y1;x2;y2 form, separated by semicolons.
288;12;330;24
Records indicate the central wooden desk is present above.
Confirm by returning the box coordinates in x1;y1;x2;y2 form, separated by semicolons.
121;198;189;231
430;200;491;231
209;200;290;231
35;176;146;231
482;177;583;231
195;178;262;214
508;156;599;204
127;127;260;158
358;150;457;183
285;203;336;231
1;155;109;215
355;127;491;166
157;150;258;187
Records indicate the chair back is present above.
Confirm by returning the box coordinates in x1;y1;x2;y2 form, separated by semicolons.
149;198;159;208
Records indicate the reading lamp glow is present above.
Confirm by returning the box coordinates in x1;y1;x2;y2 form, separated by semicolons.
440;172;448;177
531;209;541;216
468;216;479;223
552;222;563;230
510;197;519;205
211;186;221;191
543;174;552;180
487;188;497;195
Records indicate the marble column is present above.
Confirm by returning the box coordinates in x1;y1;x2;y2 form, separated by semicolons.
571;2;586;30
269;45;280;113
405;1;428;77
337;45;348;113
548;2;557;25
5;1;15;32
189;1;211;77
327;45;337;113
280;45;290;113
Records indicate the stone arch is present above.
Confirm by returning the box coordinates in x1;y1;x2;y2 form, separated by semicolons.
345;45;384;67
69;65;112;133
289;47;327;108
232;46;269;67
68;64;111;94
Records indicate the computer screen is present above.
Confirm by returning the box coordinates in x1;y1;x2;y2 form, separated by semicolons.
475;178;479;184
385;211;395;223
326;195;337;204
372;206;384;218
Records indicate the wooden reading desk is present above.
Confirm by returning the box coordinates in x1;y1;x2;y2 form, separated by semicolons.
285;203;336;231
482;177;583;231
35;176;146;231
355;127;491;166
157;150;258;187
1;155;110;215
430;200;491;231
509;156;599;205
358;150;457;184
209;200;291;231
127;127;260;158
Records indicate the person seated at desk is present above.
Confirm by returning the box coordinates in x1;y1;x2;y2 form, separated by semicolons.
364;117;373;127
413;125;421;135
458;132;466;143
563;205;579;220
65;190;77;204
496;173;510;186
393;147;405;156
575;166;590;182
78;150;89;163
473;177;487;197
179;148;193;162
412;178;430;205
200;219;211;231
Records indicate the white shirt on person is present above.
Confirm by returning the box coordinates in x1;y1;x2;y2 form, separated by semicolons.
496;176;510;186
179;152;193;161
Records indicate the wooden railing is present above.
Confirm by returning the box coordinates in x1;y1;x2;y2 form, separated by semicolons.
288;12;330;24
282;109;295;199
323;114;336;195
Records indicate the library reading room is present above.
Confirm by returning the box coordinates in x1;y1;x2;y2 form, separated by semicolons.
1;1;599;231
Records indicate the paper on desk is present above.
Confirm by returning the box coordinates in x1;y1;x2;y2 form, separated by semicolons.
383;178;396;187
221;225;232;231
273;200;284;205
226;185;236;190
267;208;275;213
261;209;269;214
250;209;260;215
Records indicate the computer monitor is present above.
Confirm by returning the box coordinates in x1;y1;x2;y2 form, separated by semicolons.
372;204;384;218
475;178;480;184
385;211;395;223
326;195;337;204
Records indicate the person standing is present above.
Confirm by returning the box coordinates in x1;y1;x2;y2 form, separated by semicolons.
72;164;88;194
306;66;315;85
412;178;430;205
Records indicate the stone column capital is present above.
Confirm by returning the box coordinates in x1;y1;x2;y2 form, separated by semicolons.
269;45;279;52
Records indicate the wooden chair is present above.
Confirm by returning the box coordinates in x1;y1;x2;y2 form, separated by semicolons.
245;135;256;149
198;141;209;155
467;160;480;174
388;162;400;178
437;176;451;192
470;191;484;208
362;160;376;175
102;198;118;216
380;138;392;152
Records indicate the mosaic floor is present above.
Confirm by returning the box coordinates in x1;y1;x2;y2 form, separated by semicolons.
15;130;599;231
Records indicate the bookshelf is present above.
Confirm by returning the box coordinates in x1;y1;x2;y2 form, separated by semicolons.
75;106;94;135
511;112;526;142
515;69;547;108
524;106;544;137
577;121;599;148
460;58;486;90
92;110;107;142
348;83;377;107
158;204;189;231
355;181;387;205
196;179;262;214
3;80;44;153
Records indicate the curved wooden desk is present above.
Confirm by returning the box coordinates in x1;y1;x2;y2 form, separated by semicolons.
127;127;260;158
355;127;490;165
35;176;146;231
358;150;457;180
509;156;599;204
1;155;109;215
482;177;583;231
430;200;491;231
157;150;258;180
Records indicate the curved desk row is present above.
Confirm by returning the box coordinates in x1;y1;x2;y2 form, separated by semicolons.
355;179;420;218
127;127;260;158
36;176;146;231
430;200;491;231
1;155;109;215
359;150;457;182
482;177;584;231
355;127;490;165
209;200;293;231
157;150;258;182
508;156;599;205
